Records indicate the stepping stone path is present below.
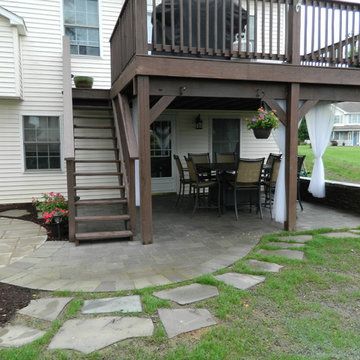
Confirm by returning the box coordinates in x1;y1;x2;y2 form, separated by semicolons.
258;249;305;260
0;209;30;218
82;295;142;314
245;259;283;273
215;272;265;290
154;283;219;305
278;234;313;243
158;308;217;339
0;325;45;347
267;242;304;249
322;231;360;238
18;297;73;321
48;317;154;354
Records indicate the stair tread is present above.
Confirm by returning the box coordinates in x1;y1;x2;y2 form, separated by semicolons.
74;160;121;163
76;230;133;240
75;198;127;206
74;172;123;176
75;148;117;151
73;106;112;110
74;136;115;140
74;125;114;129
75;214;130;221
74;116;113;119
74;185;125;190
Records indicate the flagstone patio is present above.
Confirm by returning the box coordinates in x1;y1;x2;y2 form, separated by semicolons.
0;196;358;292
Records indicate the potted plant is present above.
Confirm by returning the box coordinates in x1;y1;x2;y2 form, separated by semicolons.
32;192;69;239
247;107;279;139
73;76;94;89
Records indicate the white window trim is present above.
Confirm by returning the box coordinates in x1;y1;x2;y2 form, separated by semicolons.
20;113;65;173
61;0;102;58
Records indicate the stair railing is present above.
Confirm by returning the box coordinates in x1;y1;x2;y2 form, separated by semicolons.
112;95;138;233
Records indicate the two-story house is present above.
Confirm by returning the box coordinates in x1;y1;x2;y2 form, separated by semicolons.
332;102;360;146
1;0;360;246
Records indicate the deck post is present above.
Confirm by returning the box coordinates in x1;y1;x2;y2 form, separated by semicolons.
285;83;300;231
287;0;301;65
137;76;153;244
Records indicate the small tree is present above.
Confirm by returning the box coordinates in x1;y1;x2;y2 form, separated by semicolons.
298;118;309;143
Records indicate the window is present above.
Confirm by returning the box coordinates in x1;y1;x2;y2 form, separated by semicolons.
23;116;61;170
64;0;100;56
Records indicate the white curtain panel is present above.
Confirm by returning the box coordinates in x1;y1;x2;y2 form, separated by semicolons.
272;123;286;223
305;103;335;198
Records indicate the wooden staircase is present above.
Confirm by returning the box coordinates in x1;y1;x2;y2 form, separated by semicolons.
67;101;134;245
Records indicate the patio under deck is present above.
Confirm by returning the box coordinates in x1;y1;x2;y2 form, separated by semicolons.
0;196;359;292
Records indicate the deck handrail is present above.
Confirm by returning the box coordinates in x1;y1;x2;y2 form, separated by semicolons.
112;95;138;232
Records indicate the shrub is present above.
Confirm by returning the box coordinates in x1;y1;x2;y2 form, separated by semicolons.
32;192;68;223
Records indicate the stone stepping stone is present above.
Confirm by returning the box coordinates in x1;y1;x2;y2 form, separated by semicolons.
82;295;142;314
245;259;283;273
258;249;304;260
322;232;360;239
266;242;304;249
215;272;265;290
158;308;216;339
48;317;154;354
18;297;73;321
0;325;45;347
278;235;313;243
154;283;219;305
350;229;360;235
0;209;30;218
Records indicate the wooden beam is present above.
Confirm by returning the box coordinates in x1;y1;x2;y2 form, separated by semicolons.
299;100;319;120
263;96;286;125
137;76;153;245
72;88;110;100
110;57;137;99
150;96;176;123
285;83;300;231
134;55;360;87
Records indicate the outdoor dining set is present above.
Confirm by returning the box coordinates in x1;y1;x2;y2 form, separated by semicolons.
174;152;306;219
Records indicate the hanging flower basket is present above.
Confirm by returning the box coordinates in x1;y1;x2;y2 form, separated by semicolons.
253;127;272;139
247;107;279;140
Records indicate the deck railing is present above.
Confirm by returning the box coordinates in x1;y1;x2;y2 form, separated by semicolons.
110;0;360;81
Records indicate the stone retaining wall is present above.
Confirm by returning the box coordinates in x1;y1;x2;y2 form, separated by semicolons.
300;178;360;214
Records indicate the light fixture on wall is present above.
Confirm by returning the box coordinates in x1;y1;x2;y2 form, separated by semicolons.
195;115;203;130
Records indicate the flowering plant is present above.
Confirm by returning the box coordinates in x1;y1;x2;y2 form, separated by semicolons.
247;107;279;130
32;192;68;223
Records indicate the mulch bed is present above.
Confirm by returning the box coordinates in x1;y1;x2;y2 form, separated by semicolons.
0;203;68;241
0;283;38;326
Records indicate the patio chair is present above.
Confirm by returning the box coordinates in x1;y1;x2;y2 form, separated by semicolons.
297;155;306;211
174;155;192;207
266;153;282;167
188;152;214;180
215;152;237;163
185;157;221;216
263;157;281;218
227;157;265;220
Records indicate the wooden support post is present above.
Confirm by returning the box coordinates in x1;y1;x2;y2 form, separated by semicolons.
285;83;300;231
287;0;301;65
137;76;153;245
66;158;76;243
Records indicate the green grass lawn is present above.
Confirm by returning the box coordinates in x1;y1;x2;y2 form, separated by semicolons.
1;228;360;360
298;145;360;184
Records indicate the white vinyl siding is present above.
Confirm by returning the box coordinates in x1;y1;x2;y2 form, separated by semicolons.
0;16;21;98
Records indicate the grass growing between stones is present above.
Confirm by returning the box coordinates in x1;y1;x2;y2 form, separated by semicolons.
0;229;359;359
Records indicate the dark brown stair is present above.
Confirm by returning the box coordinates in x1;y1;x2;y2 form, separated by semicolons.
75;199;127;206
74;136;115;140
74;125;114;129
75;147;116;151
74;172;122;176
75;215;130;222
75;230;133;242
74;160;121;163
74;185;125;190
